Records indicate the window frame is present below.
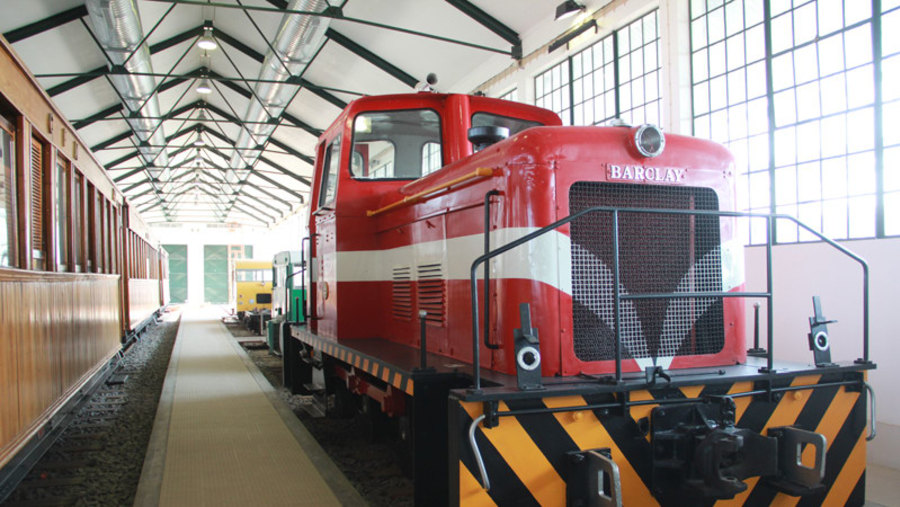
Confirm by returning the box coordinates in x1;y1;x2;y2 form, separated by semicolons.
317;135;341;209
0;114;17;268
348;108;443;182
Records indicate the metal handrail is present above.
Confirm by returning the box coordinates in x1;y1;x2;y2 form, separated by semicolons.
469;206;870;391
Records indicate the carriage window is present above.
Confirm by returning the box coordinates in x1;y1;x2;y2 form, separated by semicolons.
54;156;69;271
0;119;14;267
471;112;542;137
351;109;441;179
73;172;83;271
319;136;340;207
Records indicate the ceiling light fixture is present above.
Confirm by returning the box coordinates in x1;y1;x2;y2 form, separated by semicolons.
549;18;597;52
196;77;212;95
555;0;584;21
197;26;217;51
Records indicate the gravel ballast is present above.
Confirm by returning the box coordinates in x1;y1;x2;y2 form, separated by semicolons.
1;311;179;507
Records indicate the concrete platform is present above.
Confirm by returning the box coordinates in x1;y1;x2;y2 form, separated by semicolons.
134;306;364;506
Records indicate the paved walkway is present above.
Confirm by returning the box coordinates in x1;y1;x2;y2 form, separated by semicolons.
134;306;363;506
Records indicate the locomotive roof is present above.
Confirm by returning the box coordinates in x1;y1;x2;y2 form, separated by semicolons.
320;92;562;142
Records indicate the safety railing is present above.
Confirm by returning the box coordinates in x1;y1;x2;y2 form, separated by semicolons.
468;203;870;391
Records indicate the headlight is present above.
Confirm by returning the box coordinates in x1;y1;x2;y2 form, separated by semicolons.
634;124;665;158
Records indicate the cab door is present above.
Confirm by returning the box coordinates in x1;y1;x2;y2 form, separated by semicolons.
311;135;341;337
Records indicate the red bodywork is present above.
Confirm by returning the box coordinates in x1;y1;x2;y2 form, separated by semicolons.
307;93;745;378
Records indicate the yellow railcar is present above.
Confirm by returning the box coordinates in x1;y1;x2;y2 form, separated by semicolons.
233;259;273;318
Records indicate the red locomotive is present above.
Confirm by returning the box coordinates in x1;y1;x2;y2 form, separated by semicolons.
284;92;873;506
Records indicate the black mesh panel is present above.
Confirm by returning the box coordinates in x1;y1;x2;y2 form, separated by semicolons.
569;182;725;362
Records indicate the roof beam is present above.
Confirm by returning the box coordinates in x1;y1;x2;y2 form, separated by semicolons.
240;176;294;210
325;28;417;88
232;200;277;224
47;65;106;97
105;150;140;170
212;27;346;108
3;5;89;44
74;104;124;130
149;25;203;53
257;155;310;186
214;28;264;63
203;146;304;200
268;137;314;165
298;78;347;109
444;0;521;57
281;112;322;138
47;26;201;98
123;179;152;194
114;166;148;183
246;167;305;200
92;131;133;152
92;100;203;152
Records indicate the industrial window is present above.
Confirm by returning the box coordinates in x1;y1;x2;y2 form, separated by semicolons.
690;0;900;243
0;116;15;267
498;88;519;102
54;156;69;271
535;10;661;127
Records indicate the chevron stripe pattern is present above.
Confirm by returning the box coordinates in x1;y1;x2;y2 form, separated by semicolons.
452;373;868;506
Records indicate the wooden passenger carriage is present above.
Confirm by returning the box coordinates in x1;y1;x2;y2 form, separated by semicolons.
0;36;168;481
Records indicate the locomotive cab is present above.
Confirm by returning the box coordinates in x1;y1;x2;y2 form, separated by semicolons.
307;94;560;352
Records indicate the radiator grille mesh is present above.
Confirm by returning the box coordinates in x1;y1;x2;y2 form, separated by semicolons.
569;182;725;362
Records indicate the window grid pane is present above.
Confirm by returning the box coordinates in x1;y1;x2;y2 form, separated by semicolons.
616;11;662;125
498;88;519;102
535;60;571;125
883;3;900;240
536;10;661;128
690;0;891;244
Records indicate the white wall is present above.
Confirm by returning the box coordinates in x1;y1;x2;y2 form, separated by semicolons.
150;210;306;304
745;237;900;468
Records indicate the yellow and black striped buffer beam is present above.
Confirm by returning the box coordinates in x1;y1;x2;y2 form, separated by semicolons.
451;373;868;506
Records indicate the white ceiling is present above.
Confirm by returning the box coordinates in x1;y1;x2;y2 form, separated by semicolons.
0;0;572;226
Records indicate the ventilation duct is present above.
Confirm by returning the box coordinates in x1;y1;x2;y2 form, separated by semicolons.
85;0;169;172
227;0;330;172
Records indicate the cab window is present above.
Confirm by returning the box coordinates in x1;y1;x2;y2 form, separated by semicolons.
318;136;340;207
351;109;441;179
